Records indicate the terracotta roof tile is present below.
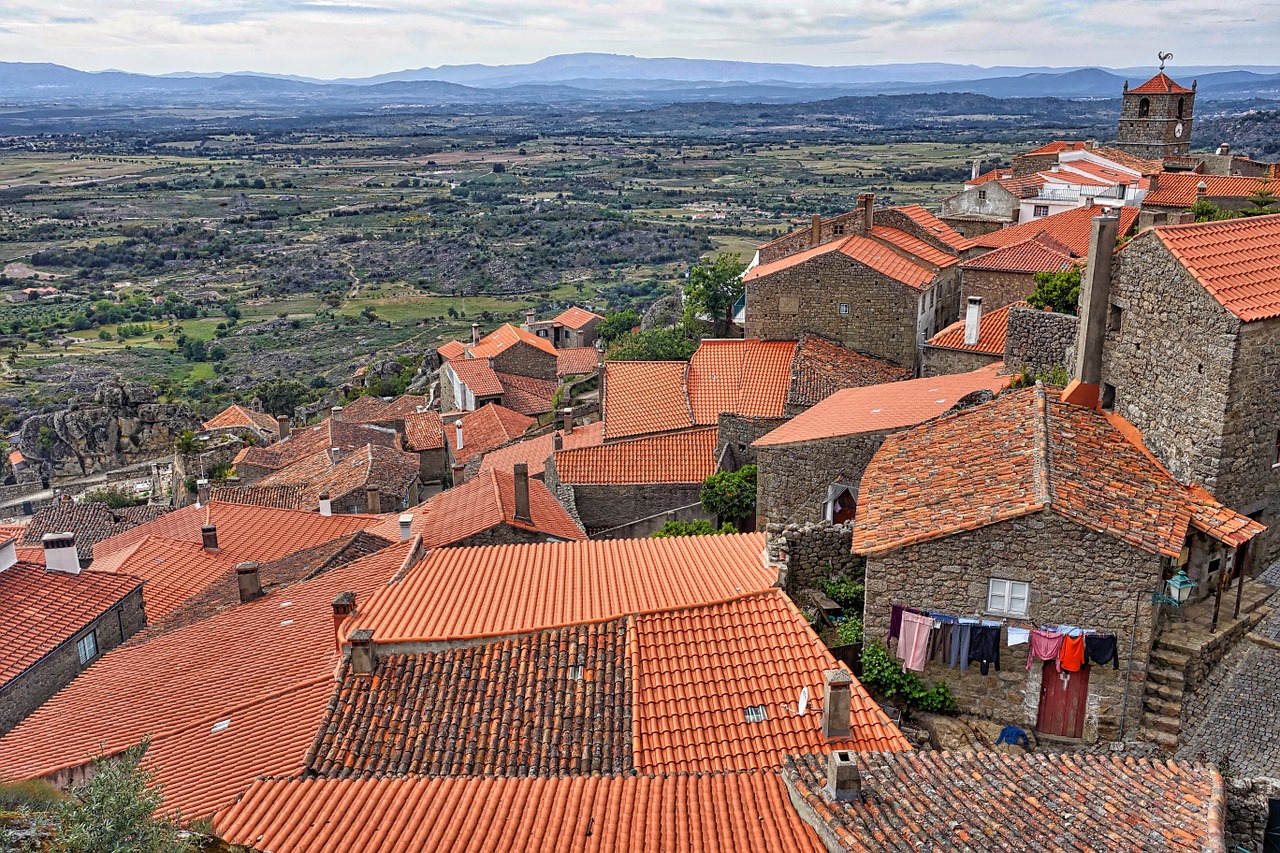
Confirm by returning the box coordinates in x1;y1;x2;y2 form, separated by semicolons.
240;420;401;473
745;232;942;291
971;204;1141;256
349;533;775;643
436;340;467;361
1089;146;1164;175
1025;140;1089;156
336;394;393;424
1130;71;1194;94
927;301;1028;354
787;334;911;409
962;234;1077;274
447;356;506;397
468;323;559;358
869;226;961;268
687;339;797;422
602;361;692;440
557;346;600;378
783;750;1223;853
252;443;419;510
446;404;538;463
555;427;717;485
1151;213;1280;322
496;372;558;416
479;421;605;479
89;536;241;623
1144;173;1268;208
208;484;305;510
968;167;1012;186
755;364;1010;447
401;410;444;451
1184;483;1267;547
202;403;279;435
553;306;604;329
22;501;167;562
891;204;975;251
996;172;1049;198
214;770;824;853
743;235;848;281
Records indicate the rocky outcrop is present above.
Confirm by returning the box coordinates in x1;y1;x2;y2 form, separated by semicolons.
640;290;684;331
17;383;197;482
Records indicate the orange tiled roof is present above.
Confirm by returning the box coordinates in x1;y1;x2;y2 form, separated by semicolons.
687;339;797;423
556;346;600;378
446;403;537;463
1059;159;1142;186
870;225;962;268
1090;146;1164;176
214;771;825;853
401;410;444;451
754;364;1010;447
553;305;603;329
555;427;718;485
745;232;941;291
202;403;279;435
436;340;466;361
1152;213;1280;322
496;372;558;416
90;536;241;623
254;444;420;510
961;233;1077;274
851;386;1260;557
1130;71;1194;94
891;204;974;251
969;167;1012;186
996;172;1049;199
927;301;1028;355
447;356;505;397
787;334;911;409
348;532;775;643
1143;172;1269;208
971;204;1141;257
336;394;392;424
469;323;559;359
22;501;166;562
1024;140;1089;156
1184;483;1267;547
602;361;692;440
633;591;909;774
479;421;605;479
239;419;402;473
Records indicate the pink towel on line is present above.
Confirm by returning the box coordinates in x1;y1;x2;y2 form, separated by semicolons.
897;611;933;673
1026;629;1064;670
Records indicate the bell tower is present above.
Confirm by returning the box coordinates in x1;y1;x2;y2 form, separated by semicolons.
1115;52;1195;160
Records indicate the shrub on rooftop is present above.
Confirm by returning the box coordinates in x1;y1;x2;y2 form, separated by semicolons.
861;642;957;715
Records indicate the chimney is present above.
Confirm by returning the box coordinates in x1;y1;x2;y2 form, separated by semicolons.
235;561;263;604
328;446;343;464
963;296;983;347
856;193;874;233
471;322;480;345
1197;180;1208;196
318;491;332;516
196;478;210;507
454;419;464;451
553;433;563;451
276;415;290;441
59;493;71;505
331;592;355;654
513;463;531;524
1085;138;1096;150
330;406;343;422
1217;142;1230;156
970;159;981;181
809;213;821;248
365;485;381;515
201;524;219;551
42;532;79;575
525;309;536;329
398;513;413;541
1148;173;1159;193
1071;213;1120;387
0;538;15;572
825;751;863;803
561;408;574;435
348;628;377;675
821;669;852;739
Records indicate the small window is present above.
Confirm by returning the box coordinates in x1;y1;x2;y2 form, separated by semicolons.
568;665;584;681
987;579;1030;617
1108;303;1123;332
838;303;850;315
76;631;99;665
833;224;845;236
1034;205;1050;217
1101;383;1116;411
744;704;769;723
1177;97;1185;119
1139;97;1151;118
538;329;548;337
977;189;987;201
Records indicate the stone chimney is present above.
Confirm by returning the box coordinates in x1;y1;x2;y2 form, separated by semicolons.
236;561;263;604
471;323;480;345
331;592;355;653
349;629;377;675
454;419;465;452
1197;180;1208;196
964;296;983;347
196;478;210;507
331;405;343;422
276;415;290;440
825;750;863;803
0;538;16;572
365;485;381;515
513;463;531;524
318;491;332;516
971;159;981;181
398;513;413;541
553;433;563;452
525;310;536;329
1071;213;1120;388
1148;173;1159;193
1217;142;1230;156
1085;138;1096;150
42;532;79;574
561;408;574;435
856;193;874;233
809;214;821;248
201;524;219;551
821;669;852;739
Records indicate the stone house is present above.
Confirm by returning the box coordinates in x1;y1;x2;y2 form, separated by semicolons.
752;364;1009;527
237;443;421;514
233;418;401;482
439;323;561;414
202;403;283;442
20;498;170;568
445;403;538;479
922;300;1025;377
854;385;1262;744
524;306;604;349
959;235;1076;310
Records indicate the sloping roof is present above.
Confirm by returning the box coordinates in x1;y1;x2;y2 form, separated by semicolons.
555;427;717;485
208;484;306;510
1130;71;1194;94
996;172;1049;198
755;365;1010;447
202;403;279;435
744;232;941;291
306;619;632;778
783;750;1223;853
22;501;167;562
402;410;444;452
448;356;505;397
556;346;600;378
1090;146;1164;175
348;533;775;644
335;394;392;424
240;419;402;473
1144;173;1268;208
633;592;909;773
1024;140;1089;156
970;204;1141;256
602;361;692;440
926;301;1029;355
851;386;1260;557
891;204;974;251
479;421;605;479
213;771;825;853
553;306;603;329
961;234;1077;274
88;536;241;623
870;225;961;268
254;443;420;508
469;323;559;359
367;468;585;546
446;404;538;463
787;334;911;409
496;372;558;416
0;561;142;684
687;339;797;423
1152;213;1280;322
436;340;466;361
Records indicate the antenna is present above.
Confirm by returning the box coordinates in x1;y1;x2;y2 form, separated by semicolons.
798;686;809;716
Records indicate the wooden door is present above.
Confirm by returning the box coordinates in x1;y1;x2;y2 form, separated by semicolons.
832;490;856;525
1036;661;1090;738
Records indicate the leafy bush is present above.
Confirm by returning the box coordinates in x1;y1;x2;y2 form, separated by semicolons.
596;309;640;342
817;576;865;613
699;464;757;523
0;778;67;811
83;485;142;509
651;519;737;538
607;327;697;361
1026;267;1082;315
833;616;863;647
860;642;957;714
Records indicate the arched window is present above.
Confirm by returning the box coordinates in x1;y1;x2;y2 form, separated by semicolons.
824;483;857;525
1138;97;1150;118
1177;97;1185;119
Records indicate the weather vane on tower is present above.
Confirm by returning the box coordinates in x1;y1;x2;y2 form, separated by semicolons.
1158;51;1173;71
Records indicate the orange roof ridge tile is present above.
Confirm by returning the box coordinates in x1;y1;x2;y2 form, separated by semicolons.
1150;213;1280;322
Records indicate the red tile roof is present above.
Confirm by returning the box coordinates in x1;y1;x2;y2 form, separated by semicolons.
633;591;909;774
553;306;603;329
1090;146;1164;175
1025;141;1089;156
787;334;912;408
468;323;559;358
22;501;167;562
1144;172;1269;208
555;427;718;485
1151;213;1280;322
208;484;305;510
202;403;279;435
996;172;1049;199
447;356;506;397
237;419;402;473
745;231;942;291
479;421;605;479
436;340;466;361
755;364;1010;447
0;560;142;684
1130;71;1194;94
890;204;975;251
851;386;1261;558
401;410;444;452
335;394;392;424
496;372;558;416
971;204;1141;257
90;536;241;623
687;339;797;423
348;533;775;644
870;225;962;268
253;443;420;510
962;233;1077;274
603;361;692;440
214;770;825;853
446;404;538;463
556;346;600;378
927;301;1028;355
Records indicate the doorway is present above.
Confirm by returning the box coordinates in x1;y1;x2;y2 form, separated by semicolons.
1036;661;1090;739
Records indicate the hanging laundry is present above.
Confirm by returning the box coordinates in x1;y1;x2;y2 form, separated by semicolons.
1058;631;1086;672
1084;634;1120;669
1026;629;1064;670
951;620;977;670
888;604;906;643
932;622;955;663
897;611;933;673
1006;627;1031;647
968;625;1001;675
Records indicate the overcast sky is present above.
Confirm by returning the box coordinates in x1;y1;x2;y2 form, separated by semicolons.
3;1;1277;77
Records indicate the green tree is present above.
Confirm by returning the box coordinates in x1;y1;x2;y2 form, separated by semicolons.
253;378;311;417
699;464;757;525
683;252;746;338
596;309;640;343
1189;197;1236;222
174;429;198;454
651;519;737;538
1026;266;1082;315
83;484;142;509
1240;180;1280;216
607;328;697;362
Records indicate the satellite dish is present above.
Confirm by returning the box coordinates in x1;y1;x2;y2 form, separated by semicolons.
798;686;809;716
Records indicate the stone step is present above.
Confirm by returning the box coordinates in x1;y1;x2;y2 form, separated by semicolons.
1141;727;1180;749
1142;711;1182;735
1145;667;1185;687
1145;682;1185;703
1142;697;1182;718
1149;647;1189;670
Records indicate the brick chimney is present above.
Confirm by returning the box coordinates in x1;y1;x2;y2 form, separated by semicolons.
331;406;343;422
809;213;821;248
471;322;480;345
236;561;263;604
349;628;377;675
964;296;983;347
276;415;290;440
331;592;355;653
1071;213;1120;388
513;463;531;524
196;478;210;507
318;491;332;516
561;408;574;435
0;538;16;572
365;485;381;515
398;513;413;541
42;532;79;575
201;524;219;551
856;193;874;233
825;750;863;803
821;669;852;739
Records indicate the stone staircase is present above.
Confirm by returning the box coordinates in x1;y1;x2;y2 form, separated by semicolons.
1139;579;1275;751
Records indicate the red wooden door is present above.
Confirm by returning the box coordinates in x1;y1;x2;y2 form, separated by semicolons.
1036;661;1090;738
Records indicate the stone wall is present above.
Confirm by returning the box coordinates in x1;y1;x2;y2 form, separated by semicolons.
174;436;248;506
920;346;1001;378
567;482;705;535
942;217;1010;239
765;521;858;595
941;184;1019;223
1224;776;1280;853
716;413;788;470
1003;306;1078;375
0;586;146;736
490;341;557;381
1116;89;1193;159
590;501;710;540
453;522;565;548
756;431;889;527
0;480;45;504
862;511;1165;743
961;268;1036;312
758;211;865;265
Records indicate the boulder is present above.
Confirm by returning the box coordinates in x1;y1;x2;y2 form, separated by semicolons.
913;712;980;752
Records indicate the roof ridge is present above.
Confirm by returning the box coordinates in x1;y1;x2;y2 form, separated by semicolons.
1032;385;1053;509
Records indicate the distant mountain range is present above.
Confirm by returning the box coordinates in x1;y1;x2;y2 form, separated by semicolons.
4;54;1280;109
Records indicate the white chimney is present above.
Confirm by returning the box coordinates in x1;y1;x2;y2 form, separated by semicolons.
318;491;332;516
0;538;16;572
398;513;413;541
42;532;80;575
964;296;983;347
971;159;981;181
471;323;480;345
454;419;464;451
196;478;209;507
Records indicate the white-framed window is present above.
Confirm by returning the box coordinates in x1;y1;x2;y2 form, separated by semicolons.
838;303;850;315
1034;205;1049;217
76;630;99;665
986;578;1029;617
